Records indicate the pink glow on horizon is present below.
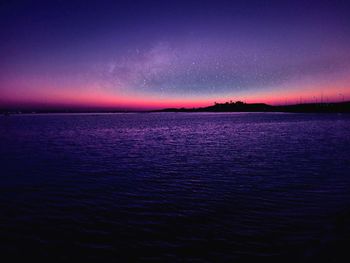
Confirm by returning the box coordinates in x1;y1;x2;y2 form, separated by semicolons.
0;87;213;109
1;79;349;109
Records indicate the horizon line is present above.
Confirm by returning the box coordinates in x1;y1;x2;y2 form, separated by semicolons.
1;100;350;113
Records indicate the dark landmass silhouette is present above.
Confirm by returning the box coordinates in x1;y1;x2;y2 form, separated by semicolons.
154;101;350;113
1;101;350;114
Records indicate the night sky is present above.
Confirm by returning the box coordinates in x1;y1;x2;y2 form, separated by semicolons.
1;0;350;109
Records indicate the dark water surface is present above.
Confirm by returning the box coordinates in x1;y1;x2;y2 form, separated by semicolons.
1;113;350;262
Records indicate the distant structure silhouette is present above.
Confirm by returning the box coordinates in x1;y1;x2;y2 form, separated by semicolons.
156;100;350;113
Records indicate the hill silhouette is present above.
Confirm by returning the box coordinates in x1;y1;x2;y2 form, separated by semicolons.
156;101;350;113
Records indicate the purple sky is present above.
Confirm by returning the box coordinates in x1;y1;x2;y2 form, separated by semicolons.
1;0;350;109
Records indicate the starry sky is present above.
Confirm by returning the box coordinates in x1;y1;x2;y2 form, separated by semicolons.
1;0;350;110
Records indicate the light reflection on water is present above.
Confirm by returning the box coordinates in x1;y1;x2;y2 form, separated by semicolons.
1;113;350;261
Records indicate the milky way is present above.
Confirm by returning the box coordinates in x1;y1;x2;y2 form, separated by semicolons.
1;0;350;109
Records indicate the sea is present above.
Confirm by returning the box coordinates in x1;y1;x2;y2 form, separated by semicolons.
1;112;350;262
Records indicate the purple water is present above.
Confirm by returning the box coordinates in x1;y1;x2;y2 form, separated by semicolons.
1;113;350;262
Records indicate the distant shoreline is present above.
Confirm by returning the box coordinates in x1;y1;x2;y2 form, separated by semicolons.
1;101;350;115
153;101;350;113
